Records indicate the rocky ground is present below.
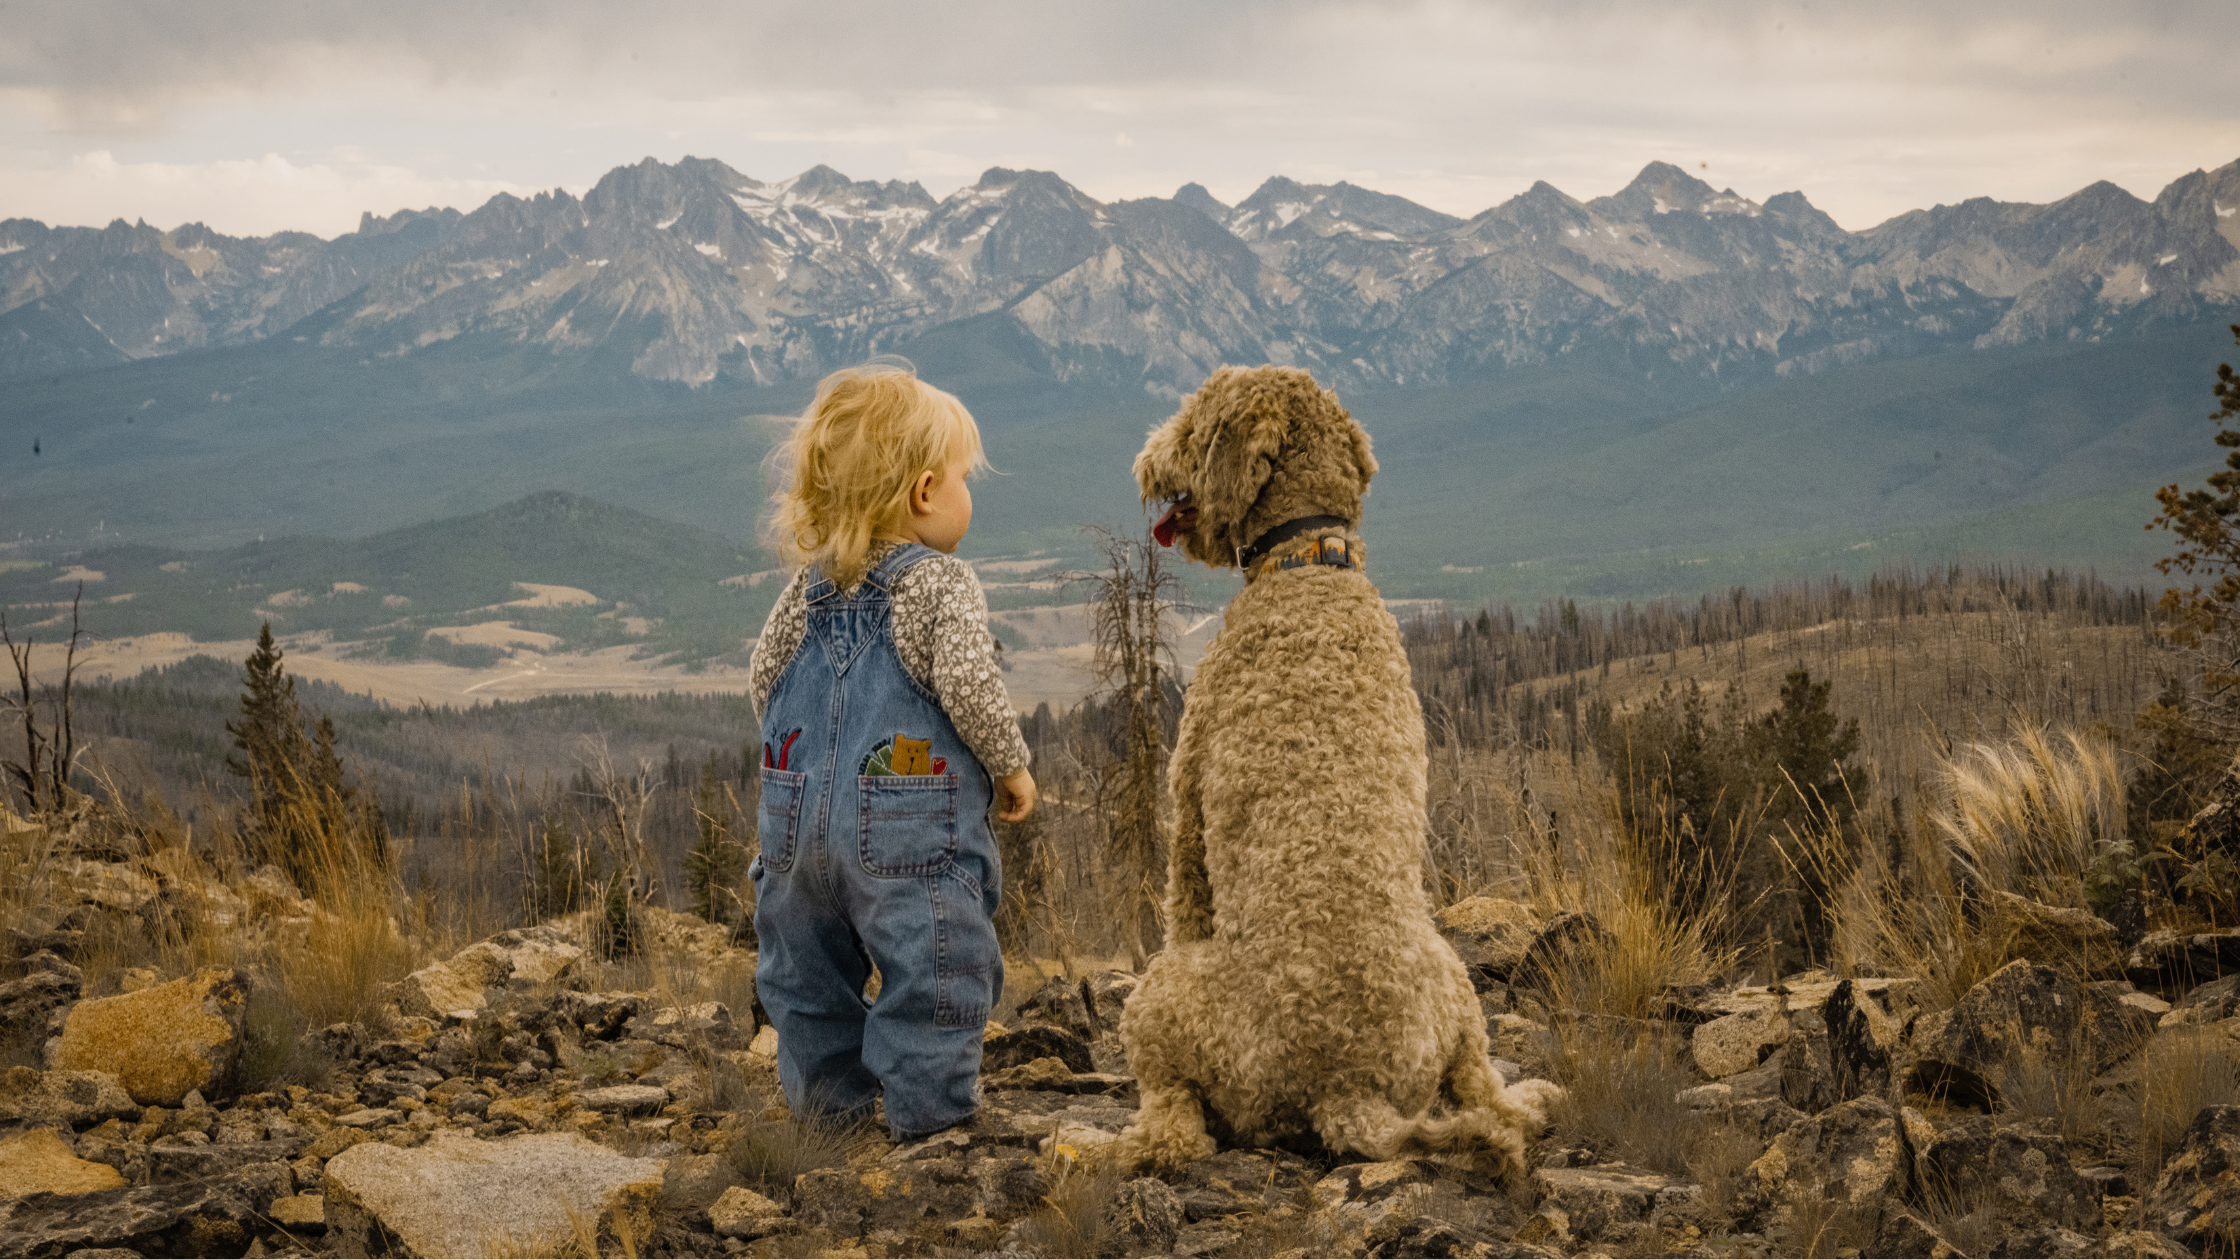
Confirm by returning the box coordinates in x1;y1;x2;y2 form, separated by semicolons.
11;822;2240;1257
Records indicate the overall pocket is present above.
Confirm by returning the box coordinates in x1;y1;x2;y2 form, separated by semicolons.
757;767;807;873
933;871;1001;1028
859;776;957;877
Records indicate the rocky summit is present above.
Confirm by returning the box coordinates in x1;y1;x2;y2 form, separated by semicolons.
5;152;2238;390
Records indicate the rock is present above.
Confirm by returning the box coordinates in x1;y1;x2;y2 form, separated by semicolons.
661;1152;736;1220
1824;978;1895;1104
305;1127;370;1160
624;1001;746;1050
748;1025;778;1058
1918;1117;2100;1235
709;1185;788;1240
1311;1161;1444;1255
552;990;644;1040
0;1066;138;1128
1873;1210;1960;1258
983;1022;1094;1073
1985;888;2120;962
576;1084;668;1114
0;1161;289;1257
1508;910;1616;994
792;1157;983;1235
982;1055;1078;1093
148;1136;311;1183
1693;1005;1791;1079
1014;974;1093;1040
1101;1177;1184;1258
1738;1096;1912;1229
0;968;79;1044
323;1130;662;1258
2097;1229;2195;1258
1163;1148;1303;1221
2126;928;2240;996
1531;1163;1689;1245
398;928;583;1023
1910;959;2156;1108
1434;895;1542;989
52;858;161;914
1780;1027;1840;1115
1081;970;1139;1038
0;1127;127;1196
334;1107;400;1129
2171;974;2240;1025
49;967;247;1106
269;1191;327;1233
2142;1103;2240;1256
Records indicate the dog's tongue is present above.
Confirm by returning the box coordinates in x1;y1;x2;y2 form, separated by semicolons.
1152;502;1183;547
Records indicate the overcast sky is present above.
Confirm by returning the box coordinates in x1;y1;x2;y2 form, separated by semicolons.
3;0;2234;238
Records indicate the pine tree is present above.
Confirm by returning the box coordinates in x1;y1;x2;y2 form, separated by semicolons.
2151;323;2240;733
225;623;309;821
1749;668;1862;826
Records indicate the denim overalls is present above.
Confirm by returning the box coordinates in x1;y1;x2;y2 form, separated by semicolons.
751;543;1004;1139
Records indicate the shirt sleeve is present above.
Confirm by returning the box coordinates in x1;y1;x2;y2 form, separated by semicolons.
890;556;1032;777
746;568;811;724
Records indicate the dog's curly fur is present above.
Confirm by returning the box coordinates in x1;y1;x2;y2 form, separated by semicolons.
1110;365;1560;1178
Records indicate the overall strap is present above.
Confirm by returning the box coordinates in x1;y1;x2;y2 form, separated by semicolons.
804;542;943;605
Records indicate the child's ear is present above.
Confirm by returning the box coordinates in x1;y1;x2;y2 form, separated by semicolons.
909;469;937;514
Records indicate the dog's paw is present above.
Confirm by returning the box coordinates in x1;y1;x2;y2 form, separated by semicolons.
1506;1077;1566;1128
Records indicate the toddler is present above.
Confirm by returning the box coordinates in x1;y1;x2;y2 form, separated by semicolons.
748;362;1035;1140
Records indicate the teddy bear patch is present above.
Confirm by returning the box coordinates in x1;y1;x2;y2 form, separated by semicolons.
861;734;946;777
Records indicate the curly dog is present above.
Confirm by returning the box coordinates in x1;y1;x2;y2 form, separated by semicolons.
1109;364;1559;1177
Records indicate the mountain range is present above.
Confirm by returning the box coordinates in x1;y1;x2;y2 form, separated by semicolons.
7;154;2238;392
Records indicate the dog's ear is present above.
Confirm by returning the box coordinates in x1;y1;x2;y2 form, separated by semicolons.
1342;407;1377;498
1192;369;1294;559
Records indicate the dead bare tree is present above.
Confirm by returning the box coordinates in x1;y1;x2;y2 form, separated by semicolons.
1;585;86;815
578;734;660;903
1075;526;1184;972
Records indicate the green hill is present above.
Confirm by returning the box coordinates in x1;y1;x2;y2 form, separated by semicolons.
0;492;772;665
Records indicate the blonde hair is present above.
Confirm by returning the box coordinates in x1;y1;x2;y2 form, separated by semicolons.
765;361;987;591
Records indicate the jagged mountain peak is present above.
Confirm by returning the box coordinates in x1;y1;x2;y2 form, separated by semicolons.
1226;175;1458;243
1591;161;1760;221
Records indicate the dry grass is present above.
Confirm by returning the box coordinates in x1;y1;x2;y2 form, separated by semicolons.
1546;1027;1697;1173
2135;1029;2240;1184
1009;1149;1123;1259
1684;1121;1764;1227
1794;728;2127;1008
2000;1041;2107;1149
724;1093;863;1196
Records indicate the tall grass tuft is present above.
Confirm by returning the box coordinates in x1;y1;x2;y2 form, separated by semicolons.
1547;1029;1697;1173
2135;1029;2240;1184
1792;728;2126;1007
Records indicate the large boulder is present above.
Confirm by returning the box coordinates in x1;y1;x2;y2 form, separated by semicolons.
1693;1006;1791;1079
0;1161;290;1257
1737;1096;1915;1230
2141;1103;2240;1255
397;926;582;1023
0;1067;138;1129
49;968;246;1106
1527;1163;1698;1248
1434;896;1542;989
323;1130;662;1258
1909;959;2155;1108
1014;974;1094;1041
1917;1117;2101;1237
0;1127;126;1198
984;1022;1094;1073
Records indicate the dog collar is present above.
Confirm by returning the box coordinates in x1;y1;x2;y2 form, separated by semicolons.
1237;514;1353;570
1254;532;1361;580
